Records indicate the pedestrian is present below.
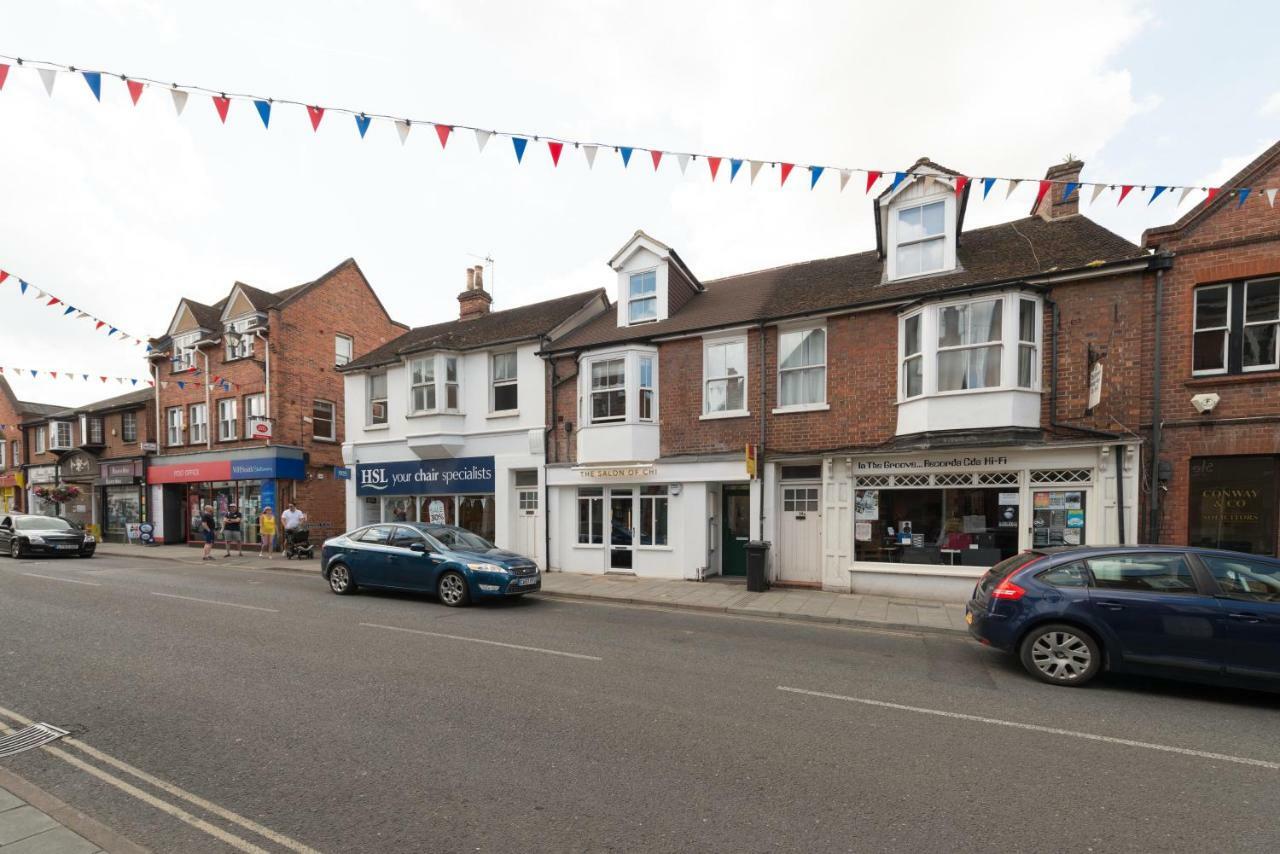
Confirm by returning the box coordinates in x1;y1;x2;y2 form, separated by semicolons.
200;504;216;561
281;502;307;533
259;505;276;559
222;503;243;557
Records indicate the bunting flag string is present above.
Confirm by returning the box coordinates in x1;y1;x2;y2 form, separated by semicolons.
0;51;1272;210
0;365;237;391
0;262;153;352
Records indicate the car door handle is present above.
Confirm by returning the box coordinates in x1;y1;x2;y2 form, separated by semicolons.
1227;612;1263;623
1094;600;1125;611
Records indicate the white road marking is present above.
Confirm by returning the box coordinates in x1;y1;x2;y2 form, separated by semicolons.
777;686;1280;771
0;706;321;854
149;592;278;613
361;622;603;661
21;573;101;586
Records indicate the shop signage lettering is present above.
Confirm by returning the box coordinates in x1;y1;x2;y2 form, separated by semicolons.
1198;488;1261;523
27;466;58;484
579;465;656;479
855;456;1010;472
147;455;305;484
356;456;496;496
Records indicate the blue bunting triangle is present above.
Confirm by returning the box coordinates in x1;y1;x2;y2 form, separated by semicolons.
82;71;101;101
1148;186;1166;205
511;137;527;163
1063;182;1080;201
254;100;271;128
889;171;908;192
131;379;138;386
19;280;27;294
1237;188;1251;207
177;381;186;390
810;166;824;189
620;147;633;167
63;305;76;315
982;177;997;199
730;159;743;182
29;370;37;378
355;114;371;138
81;374;88;381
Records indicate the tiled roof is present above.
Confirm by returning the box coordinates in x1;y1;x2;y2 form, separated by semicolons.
341;289;608;371
16;400;69;418
547;215;1146;352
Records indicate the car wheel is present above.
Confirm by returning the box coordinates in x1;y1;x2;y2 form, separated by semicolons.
9;539;21;559
437;570;470;608
1019;624;1102;687
327;562;357;595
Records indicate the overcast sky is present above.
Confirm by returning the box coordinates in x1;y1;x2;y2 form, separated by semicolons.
1;0;1277;406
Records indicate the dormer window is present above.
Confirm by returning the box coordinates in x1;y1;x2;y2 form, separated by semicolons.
225;317;257;360
896;201;946;277
171;332;199;372
628;271;658;324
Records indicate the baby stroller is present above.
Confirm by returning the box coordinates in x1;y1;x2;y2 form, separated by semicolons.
284;527;314;560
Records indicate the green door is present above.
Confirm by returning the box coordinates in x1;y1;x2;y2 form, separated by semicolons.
722;486;751;576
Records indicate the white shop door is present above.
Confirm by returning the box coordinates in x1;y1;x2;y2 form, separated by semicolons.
779;484;822;583
512;487;542;566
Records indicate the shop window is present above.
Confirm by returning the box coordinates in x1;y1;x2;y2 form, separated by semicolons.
458;495;496;542
853;486;1020;566
385;497;415;523
1031;490;1087;547
491;352;518;412
244;394;266;438
778;327;826;408
639;485;668;546
590;359;627;423
188;404;208;444
166;408;182;447
217;399;237;441
1188;455;1277;556
703;338;747;415
1194;279;1280;375
418;496;454;526
368;372;388;425
312;400;336;441
121;411;138;443
577;487;604;544
335;334;354;367
627;270;657;324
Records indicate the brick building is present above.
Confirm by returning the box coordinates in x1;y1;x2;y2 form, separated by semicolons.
1142;141;1280;557
144;258;406;548
544;158;1158;599
0;375;68;513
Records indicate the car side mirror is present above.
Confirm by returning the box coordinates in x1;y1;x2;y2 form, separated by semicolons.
409;542;427;553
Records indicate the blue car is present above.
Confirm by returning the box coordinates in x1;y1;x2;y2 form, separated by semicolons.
966;545;1280;690
321;523;540;606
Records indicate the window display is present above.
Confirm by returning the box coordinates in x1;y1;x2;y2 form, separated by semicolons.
853;487;1018;566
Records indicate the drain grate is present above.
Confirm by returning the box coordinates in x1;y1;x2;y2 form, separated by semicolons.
0;723;69;758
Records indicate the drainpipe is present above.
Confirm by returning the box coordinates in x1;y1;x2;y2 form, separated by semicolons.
541;335;554;572
255;329;271;443
152;361;162;453
757;320;767;540
1146;253;1174;544
1114;444;1126;545
201;349;212;450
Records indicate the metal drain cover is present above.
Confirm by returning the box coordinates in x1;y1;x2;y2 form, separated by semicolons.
0;723;69;758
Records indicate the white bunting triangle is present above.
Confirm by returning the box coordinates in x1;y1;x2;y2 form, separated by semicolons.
583;145;598;169
1177;186;1196;207
34;289;46;300
749;160;764;184
1004;179;1021;200
38;68;57;96
1091;183;1108;205
170;88;188;116
474;129;491;153
676;154;689;175
396;120;411;145
1266;188;1278;208
839;169;851;191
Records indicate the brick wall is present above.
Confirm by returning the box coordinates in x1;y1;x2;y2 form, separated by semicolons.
95;403;156;460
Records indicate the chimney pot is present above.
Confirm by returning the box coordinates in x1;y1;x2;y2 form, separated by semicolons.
466;267;475;291
473;265;484;291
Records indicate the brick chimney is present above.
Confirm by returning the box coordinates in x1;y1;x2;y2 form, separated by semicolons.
1033;159;1084;221
457;264;492;321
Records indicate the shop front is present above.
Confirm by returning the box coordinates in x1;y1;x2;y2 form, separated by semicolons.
764;441;1140;600
0;472;19;513
100;459;147;543
147;449;305;547
354;456;498;542
25;465;59;516
1187;455;1278;556
58;451;99;534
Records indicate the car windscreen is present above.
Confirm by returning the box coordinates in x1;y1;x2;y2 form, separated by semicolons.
426;526;494;551
15;516;75;531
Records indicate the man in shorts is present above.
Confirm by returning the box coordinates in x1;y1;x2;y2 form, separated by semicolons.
222;503;243;557
200;504;216;561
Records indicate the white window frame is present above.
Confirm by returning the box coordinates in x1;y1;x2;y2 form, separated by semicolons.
85;416;104;446
577;487;604;545
443;355;460;411
171;332;199;372
165;408;182;447
638;355;655;423
406;353;463;415
775;323;827;412
121;410;138;443
188;403;207;444
935;297;1004;394
1243;278;1280;372
244;393;266;438
335;334;354;367
490;351;518;414
409;357;436;413
702;335;749;418
580;349;659;427
50;421;73;451
900;311;924;400
217;398;238;442
35;426;46;455
637;485;670;548
894;199;948;278
1017;298;1039;389
627;270;658;325
0;439;7;472
588;357;627;424
224;317;256;360
368;372;388;426
1192;284;1231;377
312;399;336;442
11;440;19;467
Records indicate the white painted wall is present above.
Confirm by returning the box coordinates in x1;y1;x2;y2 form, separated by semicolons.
897;389;1042;434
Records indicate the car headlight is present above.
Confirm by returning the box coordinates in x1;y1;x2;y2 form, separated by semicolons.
27;535;45;544
466;562;508;574
84;534;96;543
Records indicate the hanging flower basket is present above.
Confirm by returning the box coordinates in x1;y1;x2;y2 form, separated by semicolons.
34;484;82;504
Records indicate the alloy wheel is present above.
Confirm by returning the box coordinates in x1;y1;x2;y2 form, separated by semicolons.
1029;630;1092;682
328;564;350;594
9;540;19;559
439;572;466;606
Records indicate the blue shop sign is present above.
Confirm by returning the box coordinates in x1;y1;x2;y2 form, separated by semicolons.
356;456;496;496
231;456;305;481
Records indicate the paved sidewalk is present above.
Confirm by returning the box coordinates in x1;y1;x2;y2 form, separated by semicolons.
0;770;145;854
94;542;320;573
538;572;969;634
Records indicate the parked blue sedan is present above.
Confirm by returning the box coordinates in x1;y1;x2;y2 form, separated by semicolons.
321;523;540;606
966;545;1280;691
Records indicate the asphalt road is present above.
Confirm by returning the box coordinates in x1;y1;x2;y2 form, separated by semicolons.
0;552;1278;854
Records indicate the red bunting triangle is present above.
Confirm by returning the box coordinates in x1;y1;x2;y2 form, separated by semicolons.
212;95;231;123
1033;180;1051;209
434;124;452;148
954;176;969;198
47;296;61;306
100;376;108;383
780;163;795;186
708;157;722;180
0;271;8;284
1206;187;1219;204
866;170;882;193
650;150;663;171
1116;185;1134;206
307;105;324;131
127;79;144;105
547;141;563;166
95;321;105;330
0;64;9;91
50;372;57;379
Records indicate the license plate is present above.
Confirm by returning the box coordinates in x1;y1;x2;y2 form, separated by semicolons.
513;576;537;587
964;611;974;625
56;545;79;551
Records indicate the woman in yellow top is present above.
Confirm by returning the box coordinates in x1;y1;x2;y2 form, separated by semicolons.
259;506;276;559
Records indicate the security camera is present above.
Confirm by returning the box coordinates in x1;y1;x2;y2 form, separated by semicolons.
1190;393;1219;415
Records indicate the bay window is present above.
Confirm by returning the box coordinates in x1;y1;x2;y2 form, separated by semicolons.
408;354;462;414
51;421;73;451
491;352;518;412
778;327;826;408
1194;278;1280;375
581;350;659;431
937;299;1002;391
444;356;460;410
590;358;627;423
1018;298;1038;388
703;338;747;416
902;314;923;398
639;356;655;422
628;271;657;324
410;358;436;412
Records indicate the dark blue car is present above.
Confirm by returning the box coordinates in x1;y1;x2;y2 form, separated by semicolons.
321;523;540;606
966;545;1280;690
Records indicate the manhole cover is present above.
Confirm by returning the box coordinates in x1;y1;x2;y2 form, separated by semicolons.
0;723;69;758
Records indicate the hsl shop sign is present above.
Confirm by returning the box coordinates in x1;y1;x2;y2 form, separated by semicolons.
356;456;495;496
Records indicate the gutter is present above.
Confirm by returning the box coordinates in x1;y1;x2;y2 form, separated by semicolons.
541;334;554;572
1146;252;1175;543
